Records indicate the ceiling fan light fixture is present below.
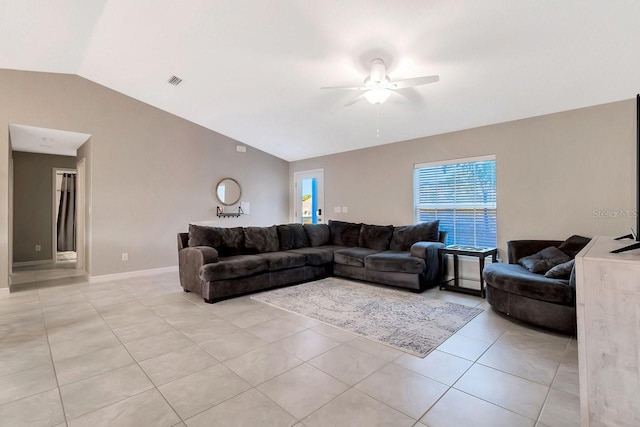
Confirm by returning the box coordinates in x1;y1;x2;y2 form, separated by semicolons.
364;88;391;104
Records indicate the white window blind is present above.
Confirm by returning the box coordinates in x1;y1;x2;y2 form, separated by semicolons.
414;156;497;247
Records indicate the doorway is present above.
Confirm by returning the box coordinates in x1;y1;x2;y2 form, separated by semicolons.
294;169;324;224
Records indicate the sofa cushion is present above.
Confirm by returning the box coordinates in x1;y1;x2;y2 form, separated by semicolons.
390;221;440;251
286;247;338;265
257;251;307;272
483;263;573;304
243;226;279;254
365;251;426;274
334;247;379;267
304;224;331;247
518;247;571;274
545;259;575;280
200;255;268;281
277;224;309;250
188;224;244;256
557;235;591;258
329;220;362;247
359;224;394;251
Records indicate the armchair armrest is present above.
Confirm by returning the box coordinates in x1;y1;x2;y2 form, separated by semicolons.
178;246;219;294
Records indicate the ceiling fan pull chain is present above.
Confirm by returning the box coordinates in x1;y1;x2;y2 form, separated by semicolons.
376;104;381;138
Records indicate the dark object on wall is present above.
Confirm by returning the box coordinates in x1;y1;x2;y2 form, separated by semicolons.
612;94;640;253
57;173;76;252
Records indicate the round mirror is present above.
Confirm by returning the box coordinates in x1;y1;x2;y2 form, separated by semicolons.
215;178;241;206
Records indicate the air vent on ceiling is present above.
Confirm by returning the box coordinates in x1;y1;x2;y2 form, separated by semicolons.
167;75;183;86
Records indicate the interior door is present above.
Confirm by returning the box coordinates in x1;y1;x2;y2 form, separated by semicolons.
294;169;324;224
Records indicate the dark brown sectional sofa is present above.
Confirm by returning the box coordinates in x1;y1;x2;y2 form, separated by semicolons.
177;220;446;303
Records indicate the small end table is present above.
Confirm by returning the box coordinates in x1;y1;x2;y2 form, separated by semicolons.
439;245;498;298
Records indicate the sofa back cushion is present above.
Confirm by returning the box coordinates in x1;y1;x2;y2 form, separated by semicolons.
243;226;279;254
359;224;393;251
557;235;591;258
188;224;244;256
303;224;331;247
329;220;362;247
390;221;440;251
277;224;309;250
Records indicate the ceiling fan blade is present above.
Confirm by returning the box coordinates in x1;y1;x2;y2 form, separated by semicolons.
320;85;367;91
344;93;366;106
390;75;439;89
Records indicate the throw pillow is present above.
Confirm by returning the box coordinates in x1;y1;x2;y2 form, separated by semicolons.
243;226;279;254
277;224;309;251
545;259;575;279
303;224;331;247
518;246;571;274
557;235;591;258
329;220;362;247
188;224;244;256
389;221;440;251
359;224;394;251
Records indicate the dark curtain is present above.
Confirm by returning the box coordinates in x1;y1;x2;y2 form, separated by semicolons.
57;173;76;252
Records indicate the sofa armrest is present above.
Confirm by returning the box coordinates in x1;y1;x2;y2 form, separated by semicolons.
178;246;219;294
410;241;444;259
411;241;445;285
507;240;564;264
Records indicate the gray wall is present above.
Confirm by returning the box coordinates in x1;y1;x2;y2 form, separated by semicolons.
290;99;637;259
0;69;289;283
12;152;77;263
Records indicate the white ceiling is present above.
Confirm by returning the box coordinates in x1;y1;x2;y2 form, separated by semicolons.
9;124;91;157
1;0;640;161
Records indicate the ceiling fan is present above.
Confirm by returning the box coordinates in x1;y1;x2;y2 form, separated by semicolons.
322;58;439;106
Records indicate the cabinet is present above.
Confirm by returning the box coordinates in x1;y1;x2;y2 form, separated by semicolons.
575;236;640;426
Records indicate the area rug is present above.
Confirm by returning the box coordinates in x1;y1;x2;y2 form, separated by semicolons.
252;277;483;357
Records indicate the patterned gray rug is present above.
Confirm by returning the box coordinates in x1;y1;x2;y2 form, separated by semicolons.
252;277;483;357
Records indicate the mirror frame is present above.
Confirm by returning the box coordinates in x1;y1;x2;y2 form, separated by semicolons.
215;177;242;206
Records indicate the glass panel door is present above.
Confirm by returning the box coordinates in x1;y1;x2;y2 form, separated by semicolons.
294;169;324;224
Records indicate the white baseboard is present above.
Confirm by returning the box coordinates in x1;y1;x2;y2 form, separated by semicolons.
13;259;52;268
89;265;178;283
0;287;9;296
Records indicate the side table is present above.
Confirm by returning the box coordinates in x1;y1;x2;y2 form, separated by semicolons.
439;245;498;298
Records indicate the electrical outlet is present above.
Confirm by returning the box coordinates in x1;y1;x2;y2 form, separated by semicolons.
35;245;41;252
342;206;348;213
334;206;341;213
121;253;129;261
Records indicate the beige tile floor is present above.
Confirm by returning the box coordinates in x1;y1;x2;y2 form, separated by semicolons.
11;257;85;286
0;271;580;427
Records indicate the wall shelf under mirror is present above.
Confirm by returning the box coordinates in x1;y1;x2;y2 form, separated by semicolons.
216;206;244;218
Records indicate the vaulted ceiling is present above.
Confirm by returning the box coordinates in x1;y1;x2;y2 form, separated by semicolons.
2;0;640;161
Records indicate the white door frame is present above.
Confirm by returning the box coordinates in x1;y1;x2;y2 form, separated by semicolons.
76;159;86;272
52;167;77;264
293;169;325;224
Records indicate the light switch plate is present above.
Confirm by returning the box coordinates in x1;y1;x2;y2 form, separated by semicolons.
334;206;341;213
342;206;348;213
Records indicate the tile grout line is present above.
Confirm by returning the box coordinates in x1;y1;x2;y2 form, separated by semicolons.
413;324;505;423
532;335;575;424
53;283;187;424
37;286;71;427
88;285;195;424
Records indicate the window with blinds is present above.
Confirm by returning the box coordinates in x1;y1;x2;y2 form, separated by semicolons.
414;155;497;247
